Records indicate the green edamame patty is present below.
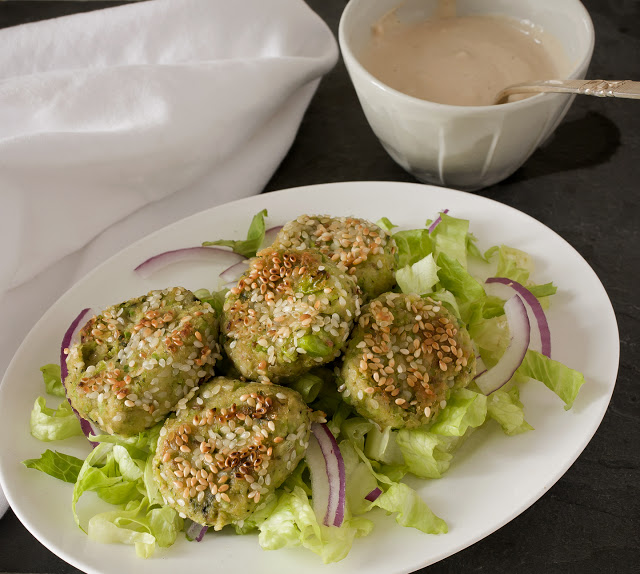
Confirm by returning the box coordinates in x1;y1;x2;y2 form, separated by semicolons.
340;292;476;429
153;378;310;529
271;214;398;300
222;248;360;383
64;287;220;436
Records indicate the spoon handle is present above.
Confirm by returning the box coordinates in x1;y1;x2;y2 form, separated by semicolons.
494;79;640;105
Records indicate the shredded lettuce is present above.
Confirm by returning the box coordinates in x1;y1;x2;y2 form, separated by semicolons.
431;212;469;269
436;252;485;303
202;208;268;257
516;350;585;409
392;229;433;268
375;217;397;233
30;396;83;441
88;498;183;558
41;364;65;397
396;253;440;295
487;387;534;435
430;388;488;437
257;486;373;564
22;450;84;483
368;482;447;534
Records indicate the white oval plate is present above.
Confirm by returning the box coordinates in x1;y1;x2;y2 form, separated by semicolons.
0;182;619;574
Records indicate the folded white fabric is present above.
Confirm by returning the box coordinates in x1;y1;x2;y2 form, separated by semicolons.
0;0;337;516
0;0;337;291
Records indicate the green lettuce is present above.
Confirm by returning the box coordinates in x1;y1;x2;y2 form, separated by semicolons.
368;482;447;534
487;387;534;435
41;364;65;397
516;350;585;409
258;486;373;564
88;498;183;558
30;396;83;442
396;253;440;295
436;252;485;304
430;388;488;437
431;212;469;269
485;245;534;284
203;208;268;258
375;217;397;233
392;229;433;268
22;450;84;483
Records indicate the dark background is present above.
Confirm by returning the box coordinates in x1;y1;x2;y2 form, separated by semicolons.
0;1;638;573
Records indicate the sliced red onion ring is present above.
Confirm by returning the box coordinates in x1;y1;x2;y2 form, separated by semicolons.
475;295;530;395
60;308;99;448
185;519;208;542
262;225;283;248
307;422;346;527
365;487;382;502
134;247;246;279
219;259;250;283
484;277;551;358
427;209;450;234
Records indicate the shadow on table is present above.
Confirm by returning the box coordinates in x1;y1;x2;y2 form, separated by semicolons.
508;110;621;183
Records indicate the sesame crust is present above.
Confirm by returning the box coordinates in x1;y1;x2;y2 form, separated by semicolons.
64;287;220;436
271;214;398;300
153;378;310;529
222;248;360;383
340;292;476;429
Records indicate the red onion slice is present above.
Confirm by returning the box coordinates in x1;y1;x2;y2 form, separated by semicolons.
134;247;246;279
427;209;450;234
219;259;250;283
484;277;551;358
60;308;99;448
262;225;283;248
185;519;208;542
365;487;382;502
475;295;530;395
307;422;347;527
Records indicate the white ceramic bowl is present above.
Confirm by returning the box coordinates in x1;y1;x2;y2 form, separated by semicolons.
339;0;594;190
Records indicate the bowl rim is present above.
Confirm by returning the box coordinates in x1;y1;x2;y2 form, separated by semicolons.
338;0;595;112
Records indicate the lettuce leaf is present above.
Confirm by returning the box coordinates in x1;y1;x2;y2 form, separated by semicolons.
375;217;397;233
486;245;534;284
396;253;440;295
431;212;469;270
289;372;325;403
41;364;65;397
202;208;268;258
22;450;84;483
393;229;433;268
340;441;379;516
487;387;534;435
88;498;182;558
516;350;585;409
30;396;83;442
257;486;373;563
436;252;485;304
368;482;447;534
429;388;488;437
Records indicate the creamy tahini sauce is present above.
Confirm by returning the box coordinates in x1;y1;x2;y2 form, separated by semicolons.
359;8;569;106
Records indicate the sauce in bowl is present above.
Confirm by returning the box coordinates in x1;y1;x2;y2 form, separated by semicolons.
359;5;570;106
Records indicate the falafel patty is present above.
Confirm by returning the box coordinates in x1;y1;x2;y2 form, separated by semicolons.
271;214;398;300
222;248;360;383
153;378;310;529
64;287;220;436
340;292;476;429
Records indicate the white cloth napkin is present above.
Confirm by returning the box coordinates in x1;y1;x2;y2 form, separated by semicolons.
0;0;337;517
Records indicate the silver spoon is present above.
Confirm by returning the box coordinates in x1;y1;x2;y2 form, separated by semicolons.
494;79;640;105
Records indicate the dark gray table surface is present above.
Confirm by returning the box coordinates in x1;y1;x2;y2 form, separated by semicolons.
0;1;638;573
